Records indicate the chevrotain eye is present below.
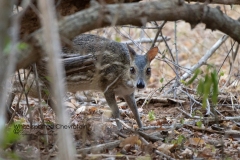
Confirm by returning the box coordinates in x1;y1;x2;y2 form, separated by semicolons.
146;68;151;75
130;67;135;74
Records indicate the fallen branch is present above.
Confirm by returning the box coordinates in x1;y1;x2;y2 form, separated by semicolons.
77;140;121;154
185;0;240;5
155;150;176;160
86;154;148;159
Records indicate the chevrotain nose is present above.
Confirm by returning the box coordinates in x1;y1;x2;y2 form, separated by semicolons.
137;80;145;89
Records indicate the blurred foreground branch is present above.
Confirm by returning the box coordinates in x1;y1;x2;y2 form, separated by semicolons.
38;0;75;159
0;0;15;139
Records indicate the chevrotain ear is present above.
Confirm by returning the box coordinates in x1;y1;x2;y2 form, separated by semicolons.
147;47;158;62
127;45;136;61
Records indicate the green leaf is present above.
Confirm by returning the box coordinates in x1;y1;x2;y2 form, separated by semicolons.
180;79;186;85
196;121;202;128
195;110;203;117
160;78;164;83
3;40;11;55
202;74;212;109
43;88;50;96
3;40;28;55
196;67;219;109
17;42;28;51
211;69;218;105
186;69;200;85
148;110;156;121
115;37;121;42
197;79;204;95
44;76;52;82
180;119;184;124
219;71;224;77
1;123;22;149
176;135;185;145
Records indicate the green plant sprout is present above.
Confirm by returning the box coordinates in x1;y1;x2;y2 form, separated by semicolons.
148;110;156;121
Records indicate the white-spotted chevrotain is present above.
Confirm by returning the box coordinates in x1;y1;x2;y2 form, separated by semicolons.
12;34;158;129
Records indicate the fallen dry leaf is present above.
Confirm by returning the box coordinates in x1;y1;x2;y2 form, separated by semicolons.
232;124;240;131
119;135;141;147
70;98;80;107
89;106;97;114
181;148;193;157
75;106;86;114
188;138;205;146
198;147;215;158
64;101;76;109
157;143;175;155
100;109;112;118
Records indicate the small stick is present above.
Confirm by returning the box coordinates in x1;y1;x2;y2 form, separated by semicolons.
176;107;193;118
77;140;121;154
155;150;176;160
123;37;170;45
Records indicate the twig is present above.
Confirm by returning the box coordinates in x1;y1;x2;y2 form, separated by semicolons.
140;78;175;109
86;154;147;159
8;69;33;124
139;136;149;145
123;37;170;45
117;119;164;142
77;140;121;154
116;118;133;130
151;21;167;48
159;27;175;63
140;88;159;109
155;150;176;160
221;43;239;90
140;126;163;130
177;87;202;106
115;27;143;52
8;89;24;125
173;21;180;98
103;74;122;94
176;107;193;118
33;63;49;148
121;25;165;29
138;131;163;142
184;124;224;134
217;41;235;75
5;92;15;120
17;70;32;126
225;116;240;121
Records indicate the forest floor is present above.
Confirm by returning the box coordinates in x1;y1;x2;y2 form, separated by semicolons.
7;74;240;160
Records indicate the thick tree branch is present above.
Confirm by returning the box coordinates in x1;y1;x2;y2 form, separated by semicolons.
57;0;240;41
16;0;240;70
16;0;141;38
16;0;239;38
185;0;240;5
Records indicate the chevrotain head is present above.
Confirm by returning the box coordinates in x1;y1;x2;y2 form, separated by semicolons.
127;46;158;90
